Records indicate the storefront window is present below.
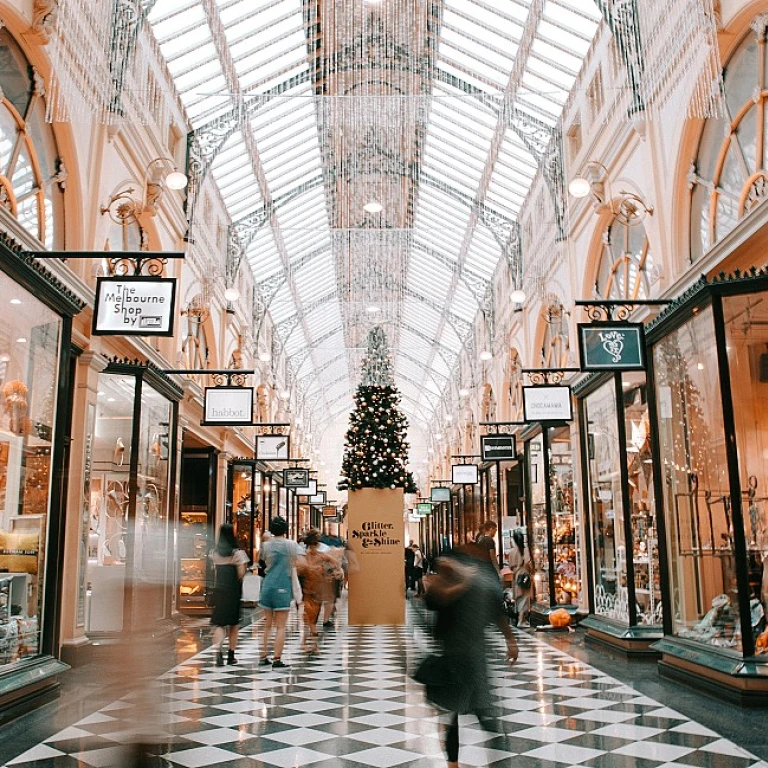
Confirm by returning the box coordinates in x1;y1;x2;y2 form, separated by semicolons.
623;374;662;625
723;292;768;651
230;463;260;562
0;271;61;665
654;307;740;650
548;426;578;605
85;375;135;633
527;434;549;605
585;381;629;623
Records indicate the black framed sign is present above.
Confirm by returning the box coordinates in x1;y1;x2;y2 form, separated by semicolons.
202;387;253;426
255;434;290;461
309;491;327;505
430;487;451;503
284;468;309;488
480;434;517;462
322;505;337;519
452;464;479;485
523;385;573;422
294;479;318;497
578;322;646;371
93;276;177;336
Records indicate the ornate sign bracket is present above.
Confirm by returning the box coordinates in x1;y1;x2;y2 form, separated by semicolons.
522;367;581;385
479;421;524;434
575;298;669;322
163;368;254;387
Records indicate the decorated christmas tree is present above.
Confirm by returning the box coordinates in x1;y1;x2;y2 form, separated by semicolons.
338;327;417;493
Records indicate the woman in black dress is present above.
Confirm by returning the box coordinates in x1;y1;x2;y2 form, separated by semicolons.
210;524;248;666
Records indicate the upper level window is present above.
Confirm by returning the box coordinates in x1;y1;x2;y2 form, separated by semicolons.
595;217;652;300
690;19;768;261
0;30;64;248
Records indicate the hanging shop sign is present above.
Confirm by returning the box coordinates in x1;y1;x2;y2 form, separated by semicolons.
430;487;451;503
523;385;573;422
481;434;518;462
309;491;327;505
202;386;254;426
283;468;310;488
417;502;433;516
294;479;318;497
322;505;337;519
255;434;290;461
93;276;177;336
578;322;646;371
452;463;479;485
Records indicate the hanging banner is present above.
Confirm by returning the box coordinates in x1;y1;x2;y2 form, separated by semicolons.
452;464;479;484
294;479;318;497
93;276;176;336
523;385;573;422
283;468;309;488
202;387;254;426
417;502;433;516
430;487;451;503
578;322;646;371
322;505;337;519
481;434;518;462
255;434;290;461
309;491;327;505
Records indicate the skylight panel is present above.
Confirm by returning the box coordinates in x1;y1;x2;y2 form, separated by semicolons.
530;38;583;73
537;19;593;57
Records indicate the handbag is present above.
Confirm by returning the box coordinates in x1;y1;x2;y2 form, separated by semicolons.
516;571;532;590
413;654;468;711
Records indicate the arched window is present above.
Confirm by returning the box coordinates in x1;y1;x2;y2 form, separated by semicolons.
540;297;570;368
0;29;64;248
690;18;768;261
595;217;652;300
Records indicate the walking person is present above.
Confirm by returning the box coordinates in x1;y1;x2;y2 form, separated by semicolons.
405;544;416;595
417;544;518;768
412;543;425;596
297;530;342;653
258;516;300;669
475;519;500;574
508;527;534;628
210;524;249;667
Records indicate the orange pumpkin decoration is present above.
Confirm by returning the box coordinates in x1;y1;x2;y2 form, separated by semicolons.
549;608;571;628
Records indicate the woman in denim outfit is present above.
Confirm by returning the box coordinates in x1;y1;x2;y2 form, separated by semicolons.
258;517;299;668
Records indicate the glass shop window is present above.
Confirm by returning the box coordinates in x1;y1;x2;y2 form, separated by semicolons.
548;426;579;606
528;434;549;606
623;373;662;626
585;380;629;624
0;270;62;665
723;292;768;653
654;308;739;650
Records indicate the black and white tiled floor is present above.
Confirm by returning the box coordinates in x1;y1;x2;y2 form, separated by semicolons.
4;601;766;767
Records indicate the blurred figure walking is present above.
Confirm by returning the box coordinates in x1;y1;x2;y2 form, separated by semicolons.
297;529;343;653
508;527;534;628
258;516;300;668
417;544;518;768
412;543;425;596
210;524;248;666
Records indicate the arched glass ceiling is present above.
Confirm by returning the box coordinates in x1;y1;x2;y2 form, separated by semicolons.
148;0;601;431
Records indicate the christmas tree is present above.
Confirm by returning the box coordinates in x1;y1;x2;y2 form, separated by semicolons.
338;327;418;493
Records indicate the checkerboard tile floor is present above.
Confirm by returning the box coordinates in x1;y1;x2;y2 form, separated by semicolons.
4;602;766;767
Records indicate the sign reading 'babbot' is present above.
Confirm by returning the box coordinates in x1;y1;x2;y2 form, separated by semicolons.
203;387;254;425
93;276;176;336
578;322;646;371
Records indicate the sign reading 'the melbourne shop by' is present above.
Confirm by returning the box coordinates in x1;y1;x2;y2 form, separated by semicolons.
93;276;176;336
578;322;646;371
202;387;254;426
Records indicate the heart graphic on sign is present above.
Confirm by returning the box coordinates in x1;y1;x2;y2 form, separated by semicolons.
599;330;624;363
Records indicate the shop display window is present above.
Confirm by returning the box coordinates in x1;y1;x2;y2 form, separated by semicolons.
86;372;174;633
653;307;740;650
0;272;61;666
230;462;261;563
527;434;549;605
723;292;768;653
584;381;629;623
623;374;662;626
548;426;579;605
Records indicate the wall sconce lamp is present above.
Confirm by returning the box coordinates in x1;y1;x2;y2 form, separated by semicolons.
569;160;653;227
